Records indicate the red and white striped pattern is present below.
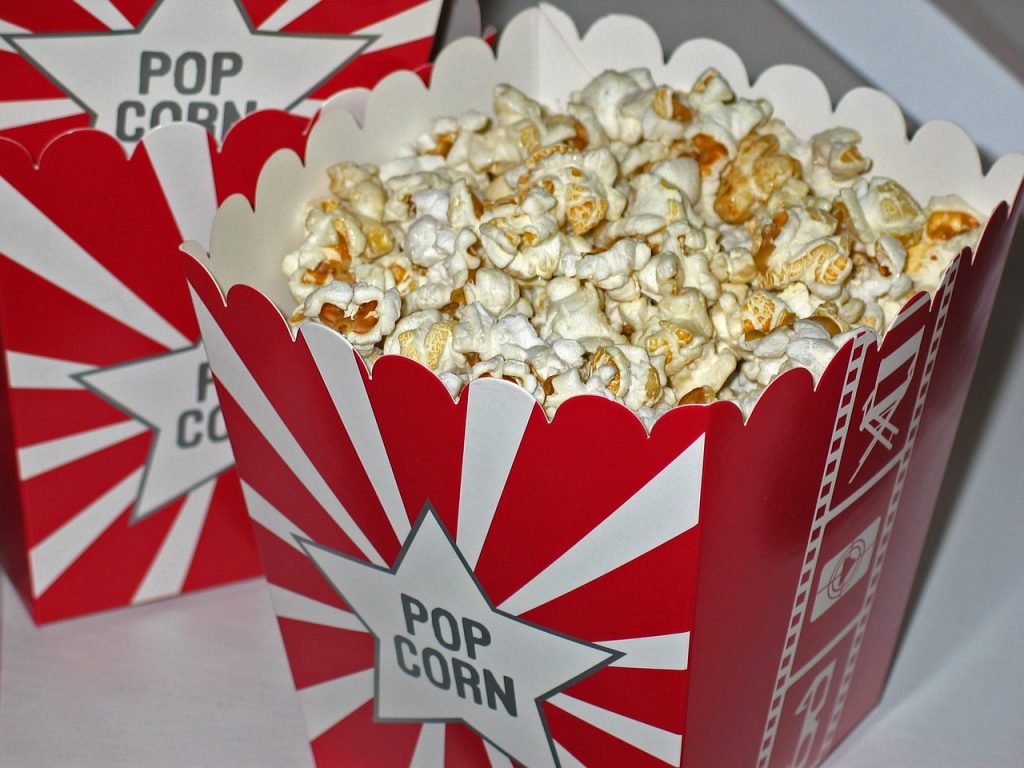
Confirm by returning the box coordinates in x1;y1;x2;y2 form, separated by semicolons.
0;112;307;622
186;262;705;768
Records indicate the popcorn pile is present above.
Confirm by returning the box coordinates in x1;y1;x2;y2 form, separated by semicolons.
282;68;985;422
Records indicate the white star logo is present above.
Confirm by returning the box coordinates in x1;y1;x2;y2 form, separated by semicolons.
75;342;234;522
299;507;620;768
5;0;374;143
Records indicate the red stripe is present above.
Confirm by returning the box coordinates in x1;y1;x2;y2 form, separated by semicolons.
217;384;374;559
273;0;433;35
20;431;150;547
6;387;135;447
31;481;181;623
559;667;689;737
0;114;91;162
544;703;679;768
364;354;466;537
310;37;434;98
253;523;352;612
215;109;309;204
109;0;151;27
0;53;71;99
0;257;169;367
310;700;421;768
180;472;262;592
474;398;706;607
444;723;491;766
281;618;374;689
0;2;111;31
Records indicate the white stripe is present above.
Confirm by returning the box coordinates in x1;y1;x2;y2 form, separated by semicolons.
601;632;690;671
144;124;218;248
303;324;410;542
552;742;587;768
29;467;144;597
0;98;84;129
268;584;367;632
354;0;442;53
5;351;91;389
256;0;321;31
549;693;682;765
456;379;534;568
0;20;28;53
290;98;323;118
408;723;445;768
483;741;514;768
131;477;214;603
72;0;132;29
298;668;375;741
241;481;314;554
17;419;148;480
0;176;191;351
192;291;385;565
499;435;704;617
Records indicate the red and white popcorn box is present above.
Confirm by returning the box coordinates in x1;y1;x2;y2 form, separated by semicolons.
0;0;445;159
181;6;1024;767
0;0;445;623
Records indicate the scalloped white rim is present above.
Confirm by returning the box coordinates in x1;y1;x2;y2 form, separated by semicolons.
198;3;1024;312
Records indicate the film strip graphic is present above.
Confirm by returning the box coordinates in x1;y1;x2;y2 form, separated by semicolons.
756;257;961;768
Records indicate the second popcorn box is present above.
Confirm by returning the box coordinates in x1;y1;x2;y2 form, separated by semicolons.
0;0;445;623
183;5;1022;766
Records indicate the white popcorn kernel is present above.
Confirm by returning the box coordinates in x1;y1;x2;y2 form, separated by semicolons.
536;281;624;342
741;289;795;336
464;267;520;316
652;157;701;204
811;127;872;185
577;239;652;291
639;318;705;376
856;177;925;243
680;252;721;302
438;371;466;400
669;340;737;397
379;153;447;182
587;343;666;411
688;68;735;108
384;309;465;372
577;69;650;141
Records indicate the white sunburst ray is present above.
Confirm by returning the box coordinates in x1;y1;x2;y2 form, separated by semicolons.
0;98;85;130
28;464;145;597
142;122;218;249
302;324;413;546
453;378;537;570
188;300;387;566
71;0;132;29
17;417;149;481
297;667;377;742
266;0;442;117
496;433;705;619
0;176;191;353
545;692;683;766
408;723;445;768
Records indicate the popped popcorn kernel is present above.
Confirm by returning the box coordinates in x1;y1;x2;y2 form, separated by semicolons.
282;67;987;424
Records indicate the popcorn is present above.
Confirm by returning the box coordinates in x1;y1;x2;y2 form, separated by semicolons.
282;68;986;424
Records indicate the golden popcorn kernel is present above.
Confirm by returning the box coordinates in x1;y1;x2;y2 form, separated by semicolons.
894;228;923;249
743;329;767;342
365;223;394;259
424;320;455;369
753;210;789;273
568;118;590;150
590;347;621;394
331;222;353;265
424;131;457;157
302;258;353;286
810;242;849;286
526;143;570;168
470;191;485;218
319;198;339;213
680;386;715;405
320;300;380;335
647;336;671;362
289;308;305;324
690;133;729;175
926;210;980;241
645;367;662;401
518;122;541;153
807;314;842;336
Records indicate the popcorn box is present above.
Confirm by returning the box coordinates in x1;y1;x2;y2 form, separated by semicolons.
0;0;445;623
181;6;1024;767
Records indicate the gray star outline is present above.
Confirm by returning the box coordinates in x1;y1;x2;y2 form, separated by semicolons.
3;0;378;133
296;502;625;768
72;340;229;525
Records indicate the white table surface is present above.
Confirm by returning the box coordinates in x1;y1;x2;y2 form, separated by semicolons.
3;1;1024;765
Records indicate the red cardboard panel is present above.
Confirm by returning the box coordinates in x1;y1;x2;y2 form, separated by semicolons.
0;110;310;623
185;255;705;768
